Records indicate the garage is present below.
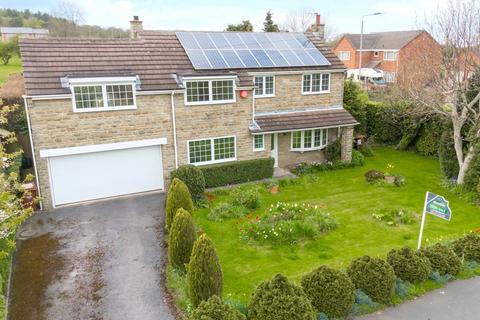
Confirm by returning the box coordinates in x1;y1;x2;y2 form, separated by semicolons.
40;138;166;206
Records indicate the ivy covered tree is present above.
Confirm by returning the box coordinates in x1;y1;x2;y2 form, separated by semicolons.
263;11;279;32
343;80;369;133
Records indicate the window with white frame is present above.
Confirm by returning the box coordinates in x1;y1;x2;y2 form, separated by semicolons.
302;73;330;94
72;83;136;111
185;78;235;105
291;129;328;151
253;134;264;151
383;51;397;61
188;136;236;164
254;75;275;97
338;51;351;61
384;72;396;83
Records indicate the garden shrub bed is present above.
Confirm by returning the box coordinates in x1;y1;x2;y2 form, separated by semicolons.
200;158;274;188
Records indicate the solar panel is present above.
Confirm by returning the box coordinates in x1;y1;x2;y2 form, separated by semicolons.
176;31;331;70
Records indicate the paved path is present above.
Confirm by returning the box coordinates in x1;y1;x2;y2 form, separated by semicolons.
358;277;480;320
9;192;174;320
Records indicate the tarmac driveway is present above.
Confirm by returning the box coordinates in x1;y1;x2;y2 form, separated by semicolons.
8;192;175;320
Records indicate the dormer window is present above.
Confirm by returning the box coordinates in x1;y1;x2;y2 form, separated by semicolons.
69;76;138;113
184;76;236;106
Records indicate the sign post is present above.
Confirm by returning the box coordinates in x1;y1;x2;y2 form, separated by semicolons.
417;191;452;249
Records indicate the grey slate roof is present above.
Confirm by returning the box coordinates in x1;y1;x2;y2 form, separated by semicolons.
344;30;424;50
252;108;358;133
20;30;345;96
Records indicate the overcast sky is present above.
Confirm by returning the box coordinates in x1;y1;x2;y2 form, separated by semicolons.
2;0;448;35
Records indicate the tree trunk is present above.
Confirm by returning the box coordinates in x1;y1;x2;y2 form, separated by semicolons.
452;117;465;183
457;145;476;184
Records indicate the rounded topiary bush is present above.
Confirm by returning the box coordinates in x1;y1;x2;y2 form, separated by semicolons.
166;178;194;231
187;234;223;307
189;295;246;320
387;247;432;283
248;273;315;320
171;165;206;201
301;265;355;318
168;208;196;270
364;170;385;183
422;243;462;276
347;255;395;304
452;233;480;262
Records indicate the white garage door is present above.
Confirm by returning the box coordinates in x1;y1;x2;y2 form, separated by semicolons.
47;144;164;206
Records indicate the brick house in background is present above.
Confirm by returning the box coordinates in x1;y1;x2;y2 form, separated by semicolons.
19;15;357;210
333;30;441;83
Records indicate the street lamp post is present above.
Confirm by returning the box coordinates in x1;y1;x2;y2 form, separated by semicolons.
358;12;383;87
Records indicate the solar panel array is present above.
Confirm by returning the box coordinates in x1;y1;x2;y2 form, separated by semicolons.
176;32;331;70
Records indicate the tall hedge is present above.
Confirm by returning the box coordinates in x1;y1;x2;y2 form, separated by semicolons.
171;164;205;201
189;295;246;320
387;247;432;283
347;255;395;304
464;152;480;192
422;243;461;276
165;178;194;231
248;273;315;320
187;234;223;307
200;158;274;188
301;266;355;318
168;208;196;270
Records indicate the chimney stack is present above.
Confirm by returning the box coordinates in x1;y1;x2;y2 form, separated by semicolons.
309;13;325;43
130;16;143;39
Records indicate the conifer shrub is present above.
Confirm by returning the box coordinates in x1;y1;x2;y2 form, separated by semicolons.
301;265;355;318
168;209;196;270
387;247;431;283
347;255;395;304
248;273;315;320
422;243;462;276
452;233;480;262
187;234;223;307
189;295;246;320
171;165;206;201
166;178;194;231
325;139;342;161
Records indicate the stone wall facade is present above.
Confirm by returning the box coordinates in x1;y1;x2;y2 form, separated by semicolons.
254;72;344;113
341;126;354;162
27;72;350;210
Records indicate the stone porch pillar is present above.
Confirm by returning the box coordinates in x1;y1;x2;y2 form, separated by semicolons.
341;126;354;162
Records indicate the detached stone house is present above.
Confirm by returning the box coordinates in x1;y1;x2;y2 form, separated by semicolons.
333;30;441;83
20;16;357;210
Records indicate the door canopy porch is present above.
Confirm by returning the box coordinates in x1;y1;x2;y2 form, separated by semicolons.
250;106;358;134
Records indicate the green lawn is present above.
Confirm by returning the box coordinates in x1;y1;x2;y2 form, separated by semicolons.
194;147;480;305
0;55;22;85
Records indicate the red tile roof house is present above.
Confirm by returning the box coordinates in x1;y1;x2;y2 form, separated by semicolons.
333;30;441;83
19;15;358;210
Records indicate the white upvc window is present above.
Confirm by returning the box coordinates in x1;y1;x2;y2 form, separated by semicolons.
383;51;397;61
253;134;265;151
302;73;330;94
291;128;328;151
254;75;275;97
71;82;136;112
184;77;236;106
188;136;236;165
338;51;351;61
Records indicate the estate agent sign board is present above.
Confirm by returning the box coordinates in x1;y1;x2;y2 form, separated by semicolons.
417;192;452;249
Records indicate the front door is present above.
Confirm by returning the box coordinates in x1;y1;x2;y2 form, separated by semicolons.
270;133;278;167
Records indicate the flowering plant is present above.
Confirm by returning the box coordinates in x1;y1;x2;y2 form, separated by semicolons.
238;201;336;245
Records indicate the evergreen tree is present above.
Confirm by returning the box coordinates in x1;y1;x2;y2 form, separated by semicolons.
187;234;223;307
263;11;279;32
168;209;196;270
165;178;194;231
